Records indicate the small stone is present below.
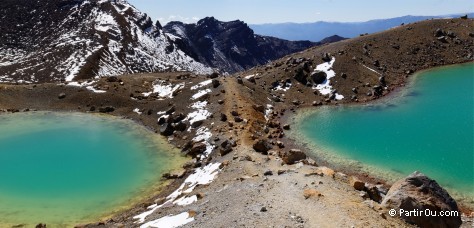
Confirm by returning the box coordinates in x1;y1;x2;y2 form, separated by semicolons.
253;139;273;154
283;124;290;130
220;113;227;122
349;176;365;191
58;93;66;99
279;149;306;165
303;189;322;199
263;170;273;176
260;207;267;212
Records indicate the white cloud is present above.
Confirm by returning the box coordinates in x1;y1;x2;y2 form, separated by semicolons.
159;15;200;24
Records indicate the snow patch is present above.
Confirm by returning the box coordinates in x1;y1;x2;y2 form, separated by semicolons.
142;80;185;99
191;89;211;100
67;81;107;93
173;195;198;206
190;79;212;90
140;212;194;228
134;163;221;224
312;57;344;100
133;108;142;115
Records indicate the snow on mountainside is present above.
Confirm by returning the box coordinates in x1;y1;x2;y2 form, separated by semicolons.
0;0;212;83
163;17;320;74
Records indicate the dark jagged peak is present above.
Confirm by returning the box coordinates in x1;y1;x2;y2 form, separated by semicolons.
319;35;347;44
163;17;318;73
0;0;211;83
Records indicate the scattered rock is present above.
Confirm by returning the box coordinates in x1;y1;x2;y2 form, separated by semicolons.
209;72;219;79
437;36;448;43
35;224;46;228
283;124;290;130
162;170;186;179
435;28;445;37
58;93;66;99
98;106;114;113
247;75;256;83
159;123;174;136
106;76;119;82
279;149;307;165
365;184;382;203
303;188;322;199
350;176;365;191
234;116;243;122
276;141;285;148
260;206;268;212
173;121;187;132
220;113;228;122
322;52;332;62
252;104;265;113
253;139;273;154
158;116;166;125
312;101;322;106
231;110;239;116
310;71;327;84
263;170;273;176
165;106;176;115
220;140;233;156
381;171;462;228
212;79;220;88
191;120;204;128
315;166;335;177
189;143;207;157
237;77;243;84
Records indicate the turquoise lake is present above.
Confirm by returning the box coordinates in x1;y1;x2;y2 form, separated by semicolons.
293;63;474;204
0;112;185;227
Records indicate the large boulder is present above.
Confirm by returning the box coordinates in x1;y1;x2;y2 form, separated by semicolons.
253;139;273;154
278;149;306;165
381;171;462;228
311;71;327;84
159;123;175;136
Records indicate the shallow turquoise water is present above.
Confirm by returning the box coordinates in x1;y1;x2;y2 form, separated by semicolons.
0;112;183;226
295;63;474;202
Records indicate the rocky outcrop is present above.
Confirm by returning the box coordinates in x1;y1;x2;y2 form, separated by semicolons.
278;149;307;165
253;139;273;154
381;171;462;228
163;17;317;73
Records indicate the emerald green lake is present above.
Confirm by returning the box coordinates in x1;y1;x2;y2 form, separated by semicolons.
294;63;474;204
0;112;184;227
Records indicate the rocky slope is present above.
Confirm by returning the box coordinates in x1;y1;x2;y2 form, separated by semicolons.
163;17;343;73
0;0;212;83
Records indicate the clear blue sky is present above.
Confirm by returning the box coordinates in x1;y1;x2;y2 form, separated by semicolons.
127;0;473;24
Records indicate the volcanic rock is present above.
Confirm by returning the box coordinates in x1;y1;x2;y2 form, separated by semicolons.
381;171;462;228
279;149;307;165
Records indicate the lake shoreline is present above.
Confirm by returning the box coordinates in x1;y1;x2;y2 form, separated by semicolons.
284;62;474;212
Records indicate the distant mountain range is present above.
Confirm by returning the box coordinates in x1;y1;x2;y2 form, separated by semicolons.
250;13;474;41
163;17;345;73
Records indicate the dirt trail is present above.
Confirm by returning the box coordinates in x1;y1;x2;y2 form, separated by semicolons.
172;78;414;228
